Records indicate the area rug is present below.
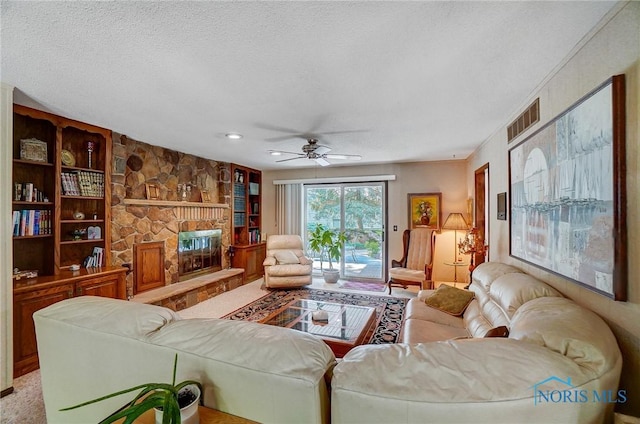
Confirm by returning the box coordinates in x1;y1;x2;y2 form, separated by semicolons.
223;288;408;344
339;280;386;292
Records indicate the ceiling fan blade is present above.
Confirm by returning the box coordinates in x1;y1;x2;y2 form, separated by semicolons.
314;157;331;167
268;150;304;156
325;153;362;160
314;145;331;155
276;157;305;163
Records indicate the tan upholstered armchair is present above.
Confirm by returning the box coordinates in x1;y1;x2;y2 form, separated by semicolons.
387;228;436;294
263;234;313;288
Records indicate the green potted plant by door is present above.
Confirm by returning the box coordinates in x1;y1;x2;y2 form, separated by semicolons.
60;354;202;424
309;224;348;284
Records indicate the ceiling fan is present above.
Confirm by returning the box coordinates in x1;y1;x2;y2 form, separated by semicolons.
269;138;362;167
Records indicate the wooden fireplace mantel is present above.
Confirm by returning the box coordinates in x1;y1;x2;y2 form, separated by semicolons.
123;199;229;208
123;198;229;221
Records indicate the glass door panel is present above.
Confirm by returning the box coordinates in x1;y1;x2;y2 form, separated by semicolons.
344;185;384;281
304;183;385;282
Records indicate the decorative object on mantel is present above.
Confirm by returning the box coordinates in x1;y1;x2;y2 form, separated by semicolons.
177;183;191;201
200;190;210;203
508;74;627;301
145;183;160;200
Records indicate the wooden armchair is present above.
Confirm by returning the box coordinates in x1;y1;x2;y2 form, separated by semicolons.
387;228;436;294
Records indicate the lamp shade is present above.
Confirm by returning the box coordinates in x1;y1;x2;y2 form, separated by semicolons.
442;213;468;231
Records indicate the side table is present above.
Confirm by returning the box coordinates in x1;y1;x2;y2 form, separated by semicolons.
128;405;258;424
443;261;469;284
435;281;468;290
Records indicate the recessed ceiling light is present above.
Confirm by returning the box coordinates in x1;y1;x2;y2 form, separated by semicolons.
225;133;243;140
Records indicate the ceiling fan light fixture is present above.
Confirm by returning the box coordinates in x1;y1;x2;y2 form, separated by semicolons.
269;151;282;156
326;154;361;160
225;133;243;140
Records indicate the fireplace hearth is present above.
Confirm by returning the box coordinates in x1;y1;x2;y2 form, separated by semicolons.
178;229;222;280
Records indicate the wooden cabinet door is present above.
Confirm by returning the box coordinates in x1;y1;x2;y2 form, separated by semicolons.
13;283;75;377
77;270;126;299
134;241;165;294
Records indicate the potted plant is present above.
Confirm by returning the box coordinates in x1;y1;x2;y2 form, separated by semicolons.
308;224;348;284
60;354;202;424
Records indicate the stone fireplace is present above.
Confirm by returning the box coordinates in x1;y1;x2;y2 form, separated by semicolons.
110;133;233;297
178;229;222;280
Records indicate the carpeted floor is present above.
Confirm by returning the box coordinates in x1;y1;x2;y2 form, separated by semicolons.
223;287;408;344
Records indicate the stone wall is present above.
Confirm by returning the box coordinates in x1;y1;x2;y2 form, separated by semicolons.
110;133;232;297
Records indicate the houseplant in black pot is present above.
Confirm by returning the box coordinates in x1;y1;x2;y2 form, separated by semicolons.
308;224;348;284
60;354;202;424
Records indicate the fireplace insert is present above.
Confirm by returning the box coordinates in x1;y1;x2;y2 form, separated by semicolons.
178;229;222;280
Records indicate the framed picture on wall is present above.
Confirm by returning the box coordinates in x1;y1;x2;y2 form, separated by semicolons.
508;75;627;301
408;192;442;231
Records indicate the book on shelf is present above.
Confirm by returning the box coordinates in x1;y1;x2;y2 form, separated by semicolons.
61;171;104;197
13;209;51;236
84;246;104;268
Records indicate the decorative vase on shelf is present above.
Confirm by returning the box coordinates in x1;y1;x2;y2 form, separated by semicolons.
73;210;85;220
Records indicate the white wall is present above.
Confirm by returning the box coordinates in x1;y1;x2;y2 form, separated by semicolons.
262;160;469;283
467;2;639;417
1;83;14;394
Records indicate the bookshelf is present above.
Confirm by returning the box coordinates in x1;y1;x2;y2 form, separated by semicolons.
11;105;126;377
230;164;265;282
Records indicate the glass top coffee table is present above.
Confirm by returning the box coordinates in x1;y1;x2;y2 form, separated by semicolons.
261;299;377;357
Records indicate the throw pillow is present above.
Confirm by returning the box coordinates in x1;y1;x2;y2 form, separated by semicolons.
484;325;510;338
274;250;300;264
425;284;474;316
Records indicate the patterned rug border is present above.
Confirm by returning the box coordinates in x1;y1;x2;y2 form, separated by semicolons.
338;280;387;292
222;288;409;344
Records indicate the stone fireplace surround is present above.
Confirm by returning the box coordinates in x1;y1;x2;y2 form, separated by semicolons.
110;133;237;299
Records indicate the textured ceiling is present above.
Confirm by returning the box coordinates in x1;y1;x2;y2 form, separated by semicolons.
1;1;619;170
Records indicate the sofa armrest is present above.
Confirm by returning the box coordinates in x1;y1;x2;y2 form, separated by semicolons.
299;255;313;265
263;256;276;266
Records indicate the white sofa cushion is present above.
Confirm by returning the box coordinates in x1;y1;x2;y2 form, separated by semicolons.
471;262;522;291
490;273;563;319
402;319;469;343
510;296;621;375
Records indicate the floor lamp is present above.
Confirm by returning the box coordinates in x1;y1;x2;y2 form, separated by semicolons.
442;212;469;283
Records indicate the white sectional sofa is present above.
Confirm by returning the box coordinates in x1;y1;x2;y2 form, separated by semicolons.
34;296;336;424
34;262;623;424
331;262;623;423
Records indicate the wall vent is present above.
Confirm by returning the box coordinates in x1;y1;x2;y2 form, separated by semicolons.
507;98;539;142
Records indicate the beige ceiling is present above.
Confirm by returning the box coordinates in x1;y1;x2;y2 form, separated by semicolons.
1;1;620;170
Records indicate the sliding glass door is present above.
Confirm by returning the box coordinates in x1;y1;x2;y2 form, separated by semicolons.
304;182;385;282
